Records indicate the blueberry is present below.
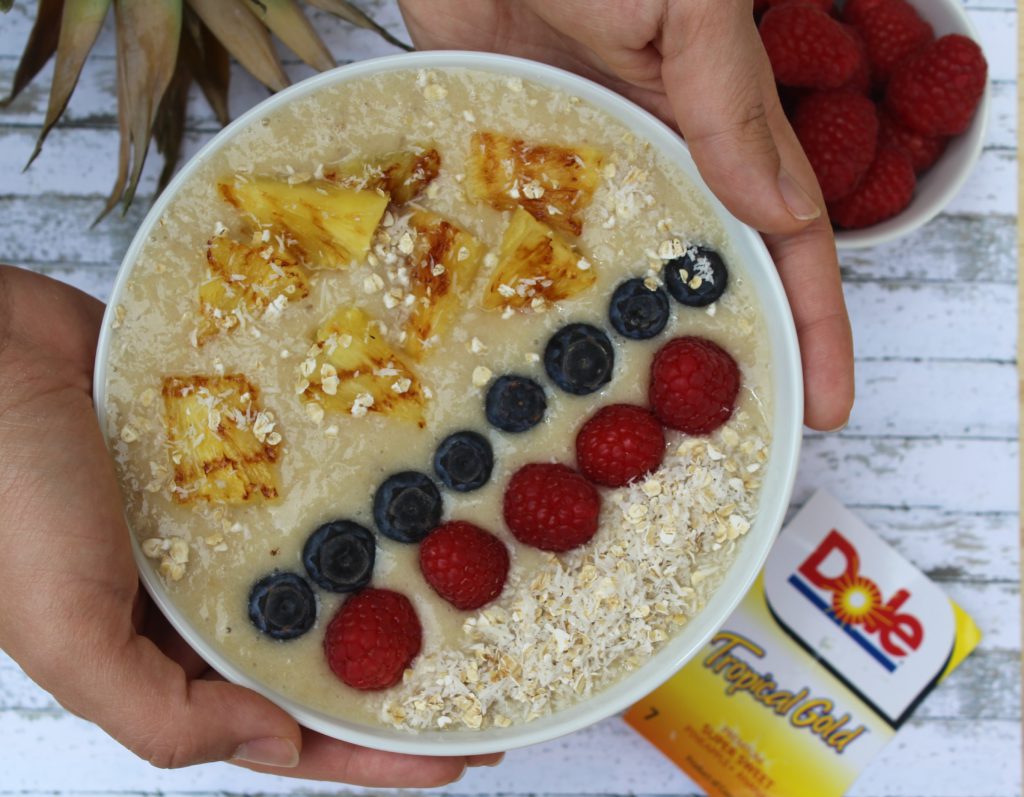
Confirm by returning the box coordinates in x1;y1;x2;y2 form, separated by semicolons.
248;572;317;640
608;278;671;339
434;431;494;492
302;520;375;593
664;245;728;307
485;375;547;433
373;471;443;543
544;323;614;395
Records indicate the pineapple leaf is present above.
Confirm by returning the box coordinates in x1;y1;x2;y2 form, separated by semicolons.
115;0;183;211
304;0;412;51
187;0;289;92
154;43;191;192
244;0;335;73
0;0;64;108
26;0;112;170
180;8;231;126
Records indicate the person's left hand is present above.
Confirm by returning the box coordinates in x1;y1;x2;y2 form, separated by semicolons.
398;0;855;431
0;265;501;786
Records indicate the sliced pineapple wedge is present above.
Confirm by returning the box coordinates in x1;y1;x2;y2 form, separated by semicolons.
219;177;388;268
466;131;603;236
162;374;280;505
402;210;486;358
482;208;596;312
333;146;441;205
301;307;426;424
197;235;310;344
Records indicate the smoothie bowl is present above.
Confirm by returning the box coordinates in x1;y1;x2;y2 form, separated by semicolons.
94;52;802;756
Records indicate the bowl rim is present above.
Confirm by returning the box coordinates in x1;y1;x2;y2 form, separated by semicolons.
833;0;990;250
93;50;804;756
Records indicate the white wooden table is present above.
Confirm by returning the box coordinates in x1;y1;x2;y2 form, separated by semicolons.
0;2;1018;796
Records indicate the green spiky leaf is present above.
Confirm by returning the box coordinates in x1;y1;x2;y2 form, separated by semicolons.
181;8;231;126
245;0;335;72
305;0;412;51
27;0;112;169
1;0;64;107
187;0;289;92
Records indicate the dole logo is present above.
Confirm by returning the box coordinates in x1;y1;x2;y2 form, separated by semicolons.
791;530;923;668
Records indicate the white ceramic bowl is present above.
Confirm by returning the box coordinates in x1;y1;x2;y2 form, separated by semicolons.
94;51;803;756
834;0;990;249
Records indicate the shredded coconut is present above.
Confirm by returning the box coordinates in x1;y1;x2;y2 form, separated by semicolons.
379;424;768;730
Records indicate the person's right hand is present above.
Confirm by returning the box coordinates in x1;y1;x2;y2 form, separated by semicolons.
0;265;500;785
398;0;855;431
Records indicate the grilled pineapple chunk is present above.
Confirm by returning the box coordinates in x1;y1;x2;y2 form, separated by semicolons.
482;208;596;311
219;177;388;268
466;131;603;236
197;235;310;344
162;375;280;505
334;147;441;204
403;210;486;358
302;307;425;424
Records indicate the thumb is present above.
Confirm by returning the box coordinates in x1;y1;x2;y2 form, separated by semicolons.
660;2;822;232
85;633;302;770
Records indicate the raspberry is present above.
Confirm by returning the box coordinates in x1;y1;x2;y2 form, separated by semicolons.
764;0;834;10
885;34;987;136
503;463;601;552
828;145;915;229
879;109;947;174
793;91;878;202
759;4;864;89
576;404;666;488
840;25;873;94
843;0;934;85
324;588;422;690
419;521;510;610
649;337;740;436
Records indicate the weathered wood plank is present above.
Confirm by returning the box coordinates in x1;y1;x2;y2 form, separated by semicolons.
0;711;1017;797
847;360;1016;439
844;281;1015;362
839;214;1016;284
794;437;1017;514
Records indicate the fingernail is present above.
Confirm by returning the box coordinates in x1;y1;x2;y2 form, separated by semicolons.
231;737;299;768
825;421;848;433
778;167;821;221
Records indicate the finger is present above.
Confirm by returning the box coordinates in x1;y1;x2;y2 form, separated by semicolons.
137;600;210;679
63;628;302;770
660;1;822;232
468;752;505;767
235;727;470;787
764;217;855;431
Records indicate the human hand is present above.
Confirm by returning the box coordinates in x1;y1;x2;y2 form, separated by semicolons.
398;0;855;430
0;265;500;785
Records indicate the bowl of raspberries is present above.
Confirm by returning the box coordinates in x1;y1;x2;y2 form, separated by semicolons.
756;0;989;247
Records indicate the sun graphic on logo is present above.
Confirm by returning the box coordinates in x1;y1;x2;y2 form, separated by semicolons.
830;574;883;626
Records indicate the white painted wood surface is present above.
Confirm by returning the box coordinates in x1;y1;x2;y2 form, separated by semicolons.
0;1;1018;796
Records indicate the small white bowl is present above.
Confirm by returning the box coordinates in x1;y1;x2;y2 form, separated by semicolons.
94;51;803;756
834;0;990;249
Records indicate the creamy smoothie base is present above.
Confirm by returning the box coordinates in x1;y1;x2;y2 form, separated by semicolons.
103;66;772;732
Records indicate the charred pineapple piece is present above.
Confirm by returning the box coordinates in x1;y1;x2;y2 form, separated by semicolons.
162;375;280;505
301;307;425;424
402;210;486;359
219;177;388;268
482;208;596;312
333;147;441;205
197;235;310;344
466;131;603;236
